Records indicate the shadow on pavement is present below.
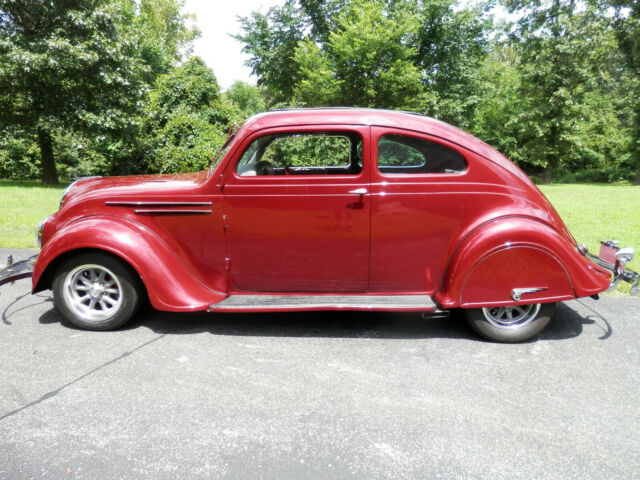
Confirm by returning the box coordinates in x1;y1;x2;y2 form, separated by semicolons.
127;309;479;340
27;295;613;342
0;283;613;341
539;301;612;340
2;292;52;326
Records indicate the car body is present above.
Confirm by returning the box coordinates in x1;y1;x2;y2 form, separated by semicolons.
2;108;637;341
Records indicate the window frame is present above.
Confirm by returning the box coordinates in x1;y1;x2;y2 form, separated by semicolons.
225;125;370;184
372;128;469;179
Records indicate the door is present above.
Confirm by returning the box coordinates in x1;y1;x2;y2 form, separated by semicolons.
222;125;371;292
369;126;471;293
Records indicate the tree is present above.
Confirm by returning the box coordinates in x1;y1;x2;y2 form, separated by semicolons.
0;0;148;183
292;0;426;109
237;0;488;119
412;0;490;128
470;45;530;166
503;0;620;182
136;0;200;78
607;0;640;184
142;57;236;173
0;0;198;184
223;81;267;118
472;42;631;180
237;3;307;104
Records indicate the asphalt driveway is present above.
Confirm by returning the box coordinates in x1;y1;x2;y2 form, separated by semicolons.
1;248;639;479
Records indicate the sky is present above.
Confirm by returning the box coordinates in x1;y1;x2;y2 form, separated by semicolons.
183;0;286;90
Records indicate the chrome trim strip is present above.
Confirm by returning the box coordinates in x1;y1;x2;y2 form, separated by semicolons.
133;209;212;215
510;287;547;302
106;201;212;207
208;294;435;311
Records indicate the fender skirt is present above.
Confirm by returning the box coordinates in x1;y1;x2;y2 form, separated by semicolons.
435;217;611;308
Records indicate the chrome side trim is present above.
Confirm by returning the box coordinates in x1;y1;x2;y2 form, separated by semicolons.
133;209;212;215
208;294;436;311
511;287;547;302
106;201;212;207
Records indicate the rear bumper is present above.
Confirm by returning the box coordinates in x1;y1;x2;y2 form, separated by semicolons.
586;241;639;295
0;254;38;288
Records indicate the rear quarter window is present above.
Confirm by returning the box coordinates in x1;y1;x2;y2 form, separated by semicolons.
378;134;467;174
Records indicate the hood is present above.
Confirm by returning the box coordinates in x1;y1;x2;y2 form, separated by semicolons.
60;172;208;208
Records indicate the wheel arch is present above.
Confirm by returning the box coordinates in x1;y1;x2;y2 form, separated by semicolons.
35;247;146;296
33;216;226;312
434;216;610;308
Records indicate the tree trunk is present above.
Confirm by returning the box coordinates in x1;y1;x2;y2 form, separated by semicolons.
632;111;640;185
542;162;553;184
37;128;58;185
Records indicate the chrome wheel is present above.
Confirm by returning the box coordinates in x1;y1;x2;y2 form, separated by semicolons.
62;264;123;322
482;304;541;329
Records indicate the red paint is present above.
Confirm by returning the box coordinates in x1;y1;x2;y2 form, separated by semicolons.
33;108;612;312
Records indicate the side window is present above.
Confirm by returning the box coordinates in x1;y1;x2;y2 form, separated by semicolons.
236;133;362;176
377;134;466;174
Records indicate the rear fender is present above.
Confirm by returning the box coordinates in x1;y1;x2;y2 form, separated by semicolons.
33;216;226;311
435;217;610;308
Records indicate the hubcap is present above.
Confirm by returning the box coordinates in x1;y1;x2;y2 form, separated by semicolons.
63;264;123;322
482;304;541;329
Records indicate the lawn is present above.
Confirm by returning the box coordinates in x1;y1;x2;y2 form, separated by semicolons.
539;184;639;274
0;180;65;249
0;180;638;275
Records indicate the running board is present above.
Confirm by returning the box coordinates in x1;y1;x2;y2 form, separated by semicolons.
207;294;437;312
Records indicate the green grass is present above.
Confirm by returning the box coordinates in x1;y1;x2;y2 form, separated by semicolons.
539;184;639;273
0;180;638;279
0;180;65;249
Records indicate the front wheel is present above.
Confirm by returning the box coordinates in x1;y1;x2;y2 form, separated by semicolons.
464;303;556;343
52;252;144;331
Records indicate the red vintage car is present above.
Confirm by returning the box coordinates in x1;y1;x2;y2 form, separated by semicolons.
1;108;638;342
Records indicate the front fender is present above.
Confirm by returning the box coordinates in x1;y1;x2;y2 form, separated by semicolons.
435;217;611;308
33;216;226;312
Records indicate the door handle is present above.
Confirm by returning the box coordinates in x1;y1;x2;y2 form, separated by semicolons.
348;188;367;195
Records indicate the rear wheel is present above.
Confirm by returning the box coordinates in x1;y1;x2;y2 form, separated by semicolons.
53;252;144;330
464;303;556;342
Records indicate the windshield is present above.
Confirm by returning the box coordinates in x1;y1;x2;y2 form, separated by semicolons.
207;123;241;177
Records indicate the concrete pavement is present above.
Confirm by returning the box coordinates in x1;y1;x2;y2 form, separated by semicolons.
1;248;639;479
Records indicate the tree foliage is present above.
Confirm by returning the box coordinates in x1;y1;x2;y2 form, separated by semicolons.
499;0;625;180
606;0;640;183
0;0;638;184
141;57;236;173
292;0;426;109
0;0;199;183
223;81;267;118
237;0;489;125
235;0;636;183
136;0;199;77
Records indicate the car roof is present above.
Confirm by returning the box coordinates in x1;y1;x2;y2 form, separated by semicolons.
241;107;494;157
239;108;530;184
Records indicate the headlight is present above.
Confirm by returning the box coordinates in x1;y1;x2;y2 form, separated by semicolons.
59;176;101;208
36;215;51;249
59;183;74;208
